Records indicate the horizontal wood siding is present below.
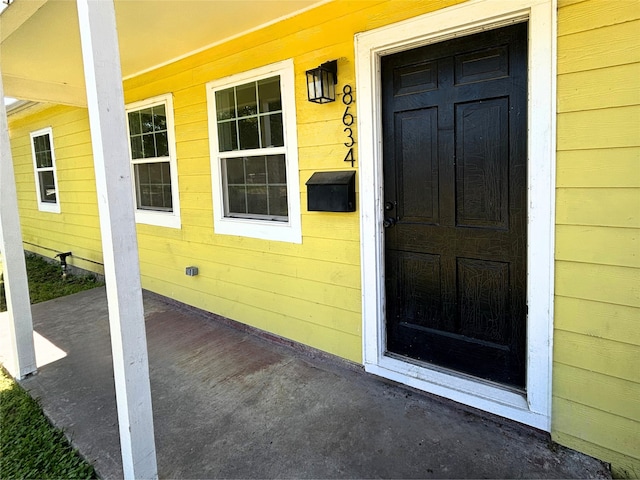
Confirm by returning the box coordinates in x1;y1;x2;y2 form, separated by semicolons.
7;0;639;474
8;106;104;275
111;0;464;363
555;1;640;476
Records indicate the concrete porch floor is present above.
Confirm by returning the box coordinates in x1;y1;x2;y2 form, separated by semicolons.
1;287;610;479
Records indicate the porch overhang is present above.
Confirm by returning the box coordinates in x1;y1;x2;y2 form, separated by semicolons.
2;1;326;478
1;0;324;107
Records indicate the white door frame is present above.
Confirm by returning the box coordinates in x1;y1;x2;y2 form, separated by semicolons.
355;0;556;431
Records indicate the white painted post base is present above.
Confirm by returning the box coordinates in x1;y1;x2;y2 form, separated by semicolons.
76;1;158;478
0;69;37;380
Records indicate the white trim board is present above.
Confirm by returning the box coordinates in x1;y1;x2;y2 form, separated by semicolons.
355;0;557;431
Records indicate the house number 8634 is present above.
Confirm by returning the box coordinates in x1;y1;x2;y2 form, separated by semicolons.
342;84;355;167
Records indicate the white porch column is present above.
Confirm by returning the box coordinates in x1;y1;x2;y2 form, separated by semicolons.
76;1;157;479
0;70;37;380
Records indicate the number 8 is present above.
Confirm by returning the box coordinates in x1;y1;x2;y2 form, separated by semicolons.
342;85;353;105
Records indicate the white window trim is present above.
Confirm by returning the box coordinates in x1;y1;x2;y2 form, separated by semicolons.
30;127;60;214
125;93;181;229
206;59;302;244
355;0;556;431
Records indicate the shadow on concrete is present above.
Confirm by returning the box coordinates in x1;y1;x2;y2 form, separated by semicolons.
8;287;610;479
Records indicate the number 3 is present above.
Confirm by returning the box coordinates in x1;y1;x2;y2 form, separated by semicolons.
344;127;355;147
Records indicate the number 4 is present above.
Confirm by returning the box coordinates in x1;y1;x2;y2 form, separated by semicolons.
344;147;354;167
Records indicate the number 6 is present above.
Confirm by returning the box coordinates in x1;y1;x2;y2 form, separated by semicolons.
343;106;354;126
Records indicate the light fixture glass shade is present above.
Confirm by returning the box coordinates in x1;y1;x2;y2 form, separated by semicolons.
306;60;337;103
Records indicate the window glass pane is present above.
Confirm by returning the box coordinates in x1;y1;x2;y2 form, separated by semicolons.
246;186;268;215
39;171;56;203
33;135;43;152
34;134;47;153
163;185;173;209
268;186;288;217
128;111;142;135
162;161;171;181
246;156;266;184
236;83;257;117
225;157;245;185
138;191;151;209
216;88;236;120
228;186;247;214
223;154;288;219
218;121;238;152
131;136;143;159
142;133;156;158
152;105;167;131
135;165;147;207
33;134;53;168
238;117;259;150
148;184;164;208
155;131;169;157
129;105;167;158
137;185;151;209
149;162;163;182
258;77;281;113
35;150;52;168
260;113;283;148
267;155;287;184
140;108;154;133
137;163;150;183
134;162;172;211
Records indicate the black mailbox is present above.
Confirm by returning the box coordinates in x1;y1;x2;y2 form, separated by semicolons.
306;171;356;212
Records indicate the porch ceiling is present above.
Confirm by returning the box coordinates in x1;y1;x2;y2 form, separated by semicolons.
1;0;323;107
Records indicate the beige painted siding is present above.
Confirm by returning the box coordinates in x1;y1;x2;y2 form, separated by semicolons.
554;1;640;477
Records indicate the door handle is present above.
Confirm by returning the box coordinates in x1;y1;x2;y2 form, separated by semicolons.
383;217;397;228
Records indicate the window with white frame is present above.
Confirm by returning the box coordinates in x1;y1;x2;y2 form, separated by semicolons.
30;127;60;213
126;94;181;229
207;60;301;243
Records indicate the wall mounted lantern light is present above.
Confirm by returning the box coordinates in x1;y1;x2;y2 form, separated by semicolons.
306;60;337;103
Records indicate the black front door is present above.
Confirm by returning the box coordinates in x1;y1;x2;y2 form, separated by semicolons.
382;24;528;388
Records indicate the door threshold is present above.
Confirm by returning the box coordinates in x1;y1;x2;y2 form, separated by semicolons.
366;353;549;430
384;351;526;396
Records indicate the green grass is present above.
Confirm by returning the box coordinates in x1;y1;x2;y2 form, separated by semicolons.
0;368;98;479
0;252;103;478
0;253;104;312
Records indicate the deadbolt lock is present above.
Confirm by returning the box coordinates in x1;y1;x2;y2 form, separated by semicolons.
383;217;397;228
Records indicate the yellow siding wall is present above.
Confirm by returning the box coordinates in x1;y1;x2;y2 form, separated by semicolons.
117;0;463;364
554;0;640;477
7;0;463;364
7;0;640;475
8;106;104;275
